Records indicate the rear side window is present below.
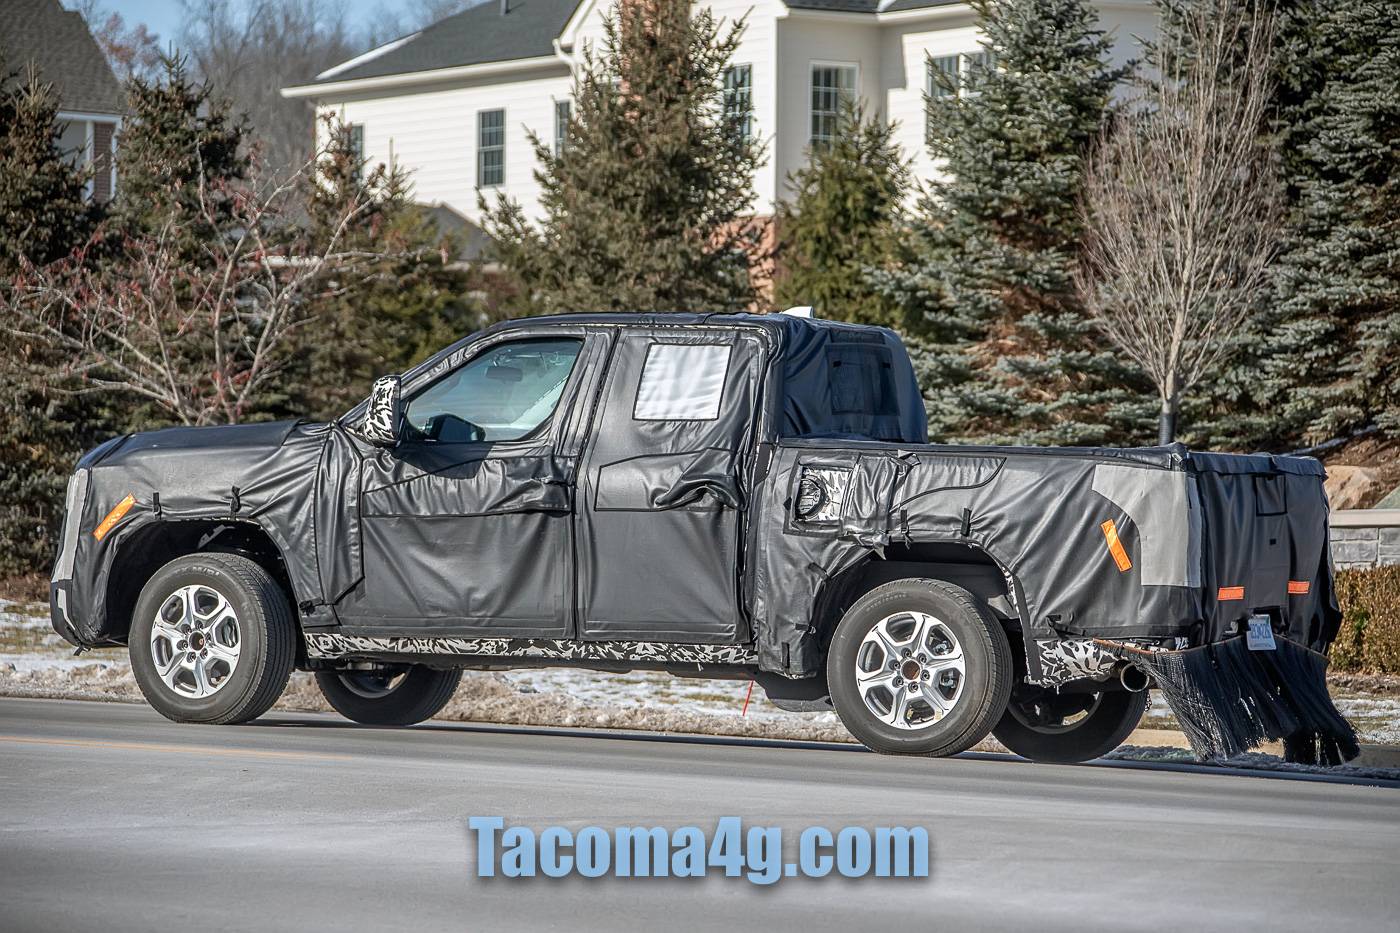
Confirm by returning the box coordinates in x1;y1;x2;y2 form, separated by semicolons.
633;343;733;421
827;344;897;416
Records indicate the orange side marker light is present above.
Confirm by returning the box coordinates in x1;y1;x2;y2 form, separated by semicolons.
92;494;135;541
1099;519;1132;572
1217;586;1245;601
1288;580;1311;596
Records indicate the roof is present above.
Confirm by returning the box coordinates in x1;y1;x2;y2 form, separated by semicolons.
297;0;968;92
784;0;962;12
876;0;964;11
306;0;581;87
417;202;492;262
0;0;124;115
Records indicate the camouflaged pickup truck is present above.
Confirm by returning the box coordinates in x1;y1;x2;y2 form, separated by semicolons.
50;310;1357;763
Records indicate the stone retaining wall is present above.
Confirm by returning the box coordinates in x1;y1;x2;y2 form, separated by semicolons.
1331;510;1400;570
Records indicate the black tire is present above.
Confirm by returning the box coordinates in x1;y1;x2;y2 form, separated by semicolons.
826;578;1013;757
129;552;296;725
993;687;1148;763
315;666;462;726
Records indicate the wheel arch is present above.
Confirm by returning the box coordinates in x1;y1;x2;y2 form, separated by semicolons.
105;519;302;649
809;540;1029;662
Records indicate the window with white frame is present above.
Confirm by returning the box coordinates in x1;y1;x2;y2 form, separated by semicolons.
926;49;995;99
810;63;856;149
927;55;960;99
554;99;570;157
477;109;505;188
926;50;995;137
723;64;752;141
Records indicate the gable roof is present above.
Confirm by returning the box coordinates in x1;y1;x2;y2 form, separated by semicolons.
294;0;971;95
0;0;124;115
307;0;582;87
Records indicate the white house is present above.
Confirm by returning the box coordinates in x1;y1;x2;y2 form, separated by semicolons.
3;0;125;202
282;0;1157;229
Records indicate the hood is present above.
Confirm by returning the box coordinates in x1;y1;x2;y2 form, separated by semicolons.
91;420;310;466
81;420;322;504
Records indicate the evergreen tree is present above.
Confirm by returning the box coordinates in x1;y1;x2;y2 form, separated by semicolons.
0;65;98;273
112;53;249;247
774;101;907;326
1193;0;1400;447
874;0;1154;445
481;0;764;313
292;117;482;418
0;65;107;578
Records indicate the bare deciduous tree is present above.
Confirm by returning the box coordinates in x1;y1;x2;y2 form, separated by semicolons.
178;0;360;180
8;150;379;426
1076;1;1283;444
72;1;164;82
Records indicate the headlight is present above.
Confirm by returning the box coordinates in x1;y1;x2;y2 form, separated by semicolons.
793;467;848;525
51;469;88;583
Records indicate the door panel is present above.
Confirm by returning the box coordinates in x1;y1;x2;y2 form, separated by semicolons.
358;509;569;629
332;332;595;636
577;328;765;644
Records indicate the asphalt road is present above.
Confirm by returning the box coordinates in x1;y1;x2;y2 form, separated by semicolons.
2;697;1398;933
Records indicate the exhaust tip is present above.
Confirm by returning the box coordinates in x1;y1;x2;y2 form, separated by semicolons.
1119;664;1151;693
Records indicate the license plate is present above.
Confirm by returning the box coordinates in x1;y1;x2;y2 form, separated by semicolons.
1246;615;1277;651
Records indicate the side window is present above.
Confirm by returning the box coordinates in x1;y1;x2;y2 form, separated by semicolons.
404;338;583;443
477;108;505;188
633;343;732;421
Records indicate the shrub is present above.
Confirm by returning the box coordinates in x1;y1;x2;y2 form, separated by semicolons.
1332;565;1400;674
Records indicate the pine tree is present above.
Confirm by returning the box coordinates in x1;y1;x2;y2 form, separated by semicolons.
0;65;107;577
774;101;907;326
112;53;249;247
292;117;482;418
1220;0;1399;446
481;0;764;313
874;0;1154;445
1178;0;1400;450
0;65;97;273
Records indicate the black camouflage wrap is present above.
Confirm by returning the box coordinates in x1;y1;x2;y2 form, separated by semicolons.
50;313;1342;731
751;441;1339;681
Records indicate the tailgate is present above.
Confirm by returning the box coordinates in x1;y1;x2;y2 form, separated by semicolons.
1188;452;1340;651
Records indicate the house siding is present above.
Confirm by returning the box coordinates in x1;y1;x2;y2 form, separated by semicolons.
297;1;1159;224
319;65;574;223
880;14;980;195
775;15;882;202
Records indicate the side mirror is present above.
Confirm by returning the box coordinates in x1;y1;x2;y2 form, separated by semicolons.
359;375;403;447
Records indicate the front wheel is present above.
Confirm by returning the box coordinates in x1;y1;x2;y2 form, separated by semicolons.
129;552;296;725
826;578;1014;757
992;686;1148;763
316;665;461;726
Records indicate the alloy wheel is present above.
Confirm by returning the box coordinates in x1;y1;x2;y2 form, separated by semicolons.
149;584;242;699
854;611;966;730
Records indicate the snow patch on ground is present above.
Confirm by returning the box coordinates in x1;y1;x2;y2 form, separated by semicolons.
5;600;1400;770
0;599;53;630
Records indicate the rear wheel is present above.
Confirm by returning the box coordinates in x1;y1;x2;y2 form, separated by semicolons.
129;552;296;725
826;578;1013;757
316;665;461;726
992;686;1148;763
